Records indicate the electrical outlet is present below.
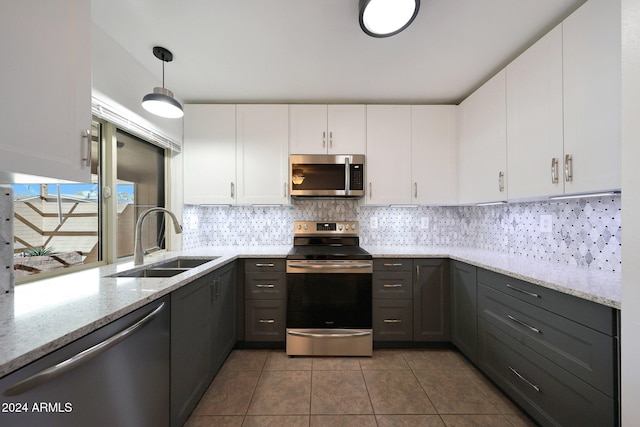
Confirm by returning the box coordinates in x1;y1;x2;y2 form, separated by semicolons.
370;217;378;229
540;214;552;233
421;217;429;230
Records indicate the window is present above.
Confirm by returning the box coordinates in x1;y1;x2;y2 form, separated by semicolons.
11;120;167;281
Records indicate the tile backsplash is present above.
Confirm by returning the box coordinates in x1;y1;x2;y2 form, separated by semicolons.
183;195;622;272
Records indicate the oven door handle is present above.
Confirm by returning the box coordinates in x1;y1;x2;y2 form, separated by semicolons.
287;330;372;338
286;263;372;269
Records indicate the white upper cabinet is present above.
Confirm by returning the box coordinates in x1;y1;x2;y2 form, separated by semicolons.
365;105;412;205
236;105;290;205
0;0;91;183
562;0;621;194
411;106;458;205
506;24;564;199
290;105;366;154
458;70;508;204
183;105;236;205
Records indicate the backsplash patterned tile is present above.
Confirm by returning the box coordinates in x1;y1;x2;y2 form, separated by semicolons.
183;194;622;272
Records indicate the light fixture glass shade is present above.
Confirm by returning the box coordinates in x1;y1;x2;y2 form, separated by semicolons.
142;87;184;119
359;0;420;37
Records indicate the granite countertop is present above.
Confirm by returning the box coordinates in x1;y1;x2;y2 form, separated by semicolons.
0;245;621;379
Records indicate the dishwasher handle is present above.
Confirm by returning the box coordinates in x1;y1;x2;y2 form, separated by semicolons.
2;301;166;397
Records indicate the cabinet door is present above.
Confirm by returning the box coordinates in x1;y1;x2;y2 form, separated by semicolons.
507;25;564;199
450;261;478;363
411;105;458;204
458;70;508;204
365;105;412;205
413;259;450;341
171;276;213;427
210;263;236;377
245;299;287;342
563;0;621;194
373;299;413;341
290;105;327;154
183;105;236;204
327;105;366;154
0;0;91;183
236;105;290;204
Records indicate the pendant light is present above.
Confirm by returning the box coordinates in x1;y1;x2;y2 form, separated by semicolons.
141;46;184;119
359;0;420;38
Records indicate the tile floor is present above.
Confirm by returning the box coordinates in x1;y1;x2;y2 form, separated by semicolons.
185;348;538;427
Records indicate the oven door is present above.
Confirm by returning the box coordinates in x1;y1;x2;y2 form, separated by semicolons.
286;260;372;356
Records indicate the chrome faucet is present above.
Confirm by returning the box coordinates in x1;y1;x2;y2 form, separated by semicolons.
134;207;183;265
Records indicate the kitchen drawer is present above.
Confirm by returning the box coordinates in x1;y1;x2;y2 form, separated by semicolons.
373;271;413;299
245;299;286;342
244;258;286;273
477;268;617;335
373;258;412;272
245;272;287;300
478;283;616;397
478;318;615;427
373;299;413;341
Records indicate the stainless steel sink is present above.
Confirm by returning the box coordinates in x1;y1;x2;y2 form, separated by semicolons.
151;257;219;269
112;268;191;278
108;257;220;278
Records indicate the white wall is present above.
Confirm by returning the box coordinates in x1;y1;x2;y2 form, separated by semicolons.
91;24;183;144
621;0;639;423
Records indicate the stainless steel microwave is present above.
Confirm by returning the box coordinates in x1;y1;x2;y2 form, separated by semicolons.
290;154;365;198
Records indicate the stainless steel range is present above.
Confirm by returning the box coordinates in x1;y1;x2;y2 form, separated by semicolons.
286;221;373;356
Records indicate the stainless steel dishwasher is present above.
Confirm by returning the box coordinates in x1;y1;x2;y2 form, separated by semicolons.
0;296;170;427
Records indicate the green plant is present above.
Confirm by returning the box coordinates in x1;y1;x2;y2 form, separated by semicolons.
25;246;54;256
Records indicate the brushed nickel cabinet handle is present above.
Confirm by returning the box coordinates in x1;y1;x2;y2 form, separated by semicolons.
231;182;235;198
255;263;275;268
383;263;403;267
383;283;403;288
81;129;91;167
259;319;276;324
322;131;326;148
414;182;418;199
551;158;559;184
498;171;504;192
506;284;540;299
508;366;541;392
329;131;333;148
507;315;541;334
565;154;573;182
383;319;403;323
256;284;275;289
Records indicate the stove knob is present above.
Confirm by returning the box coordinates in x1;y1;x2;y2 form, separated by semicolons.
338;224;343;231
303;223;308;230
297;224;301;230
351;224;356;230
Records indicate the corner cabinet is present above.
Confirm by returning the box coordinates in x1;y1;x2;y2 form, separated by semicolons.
450;260;478;363
458;70;508;204
183;104;236;205
0;0;92;183
236;105;290;204
290;105;366;155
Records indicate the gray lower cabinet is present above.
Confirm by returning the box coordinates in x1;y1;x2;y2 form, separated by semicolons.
0;297;170;427
413;259;450;342
373;259;413;341
244;259;287;342
477;268;619;426
171;263;237;427
450;260;478;362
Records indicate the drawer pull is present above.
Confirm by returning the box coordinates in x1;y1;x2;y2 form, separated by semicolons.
507;315;541;334
256;284;275;289
383;263;403;267
259;319;275;324
383;319;403;323
255;263;275;268
506;284;540;299
508;366;540;393
383;283;403;288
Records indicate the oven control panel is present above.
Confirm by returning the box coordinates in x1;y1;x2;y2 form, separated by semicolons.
294;221;359;236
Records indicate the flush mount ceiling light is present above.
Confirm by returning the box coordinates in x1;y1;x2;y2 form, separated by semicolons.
359;0;420;38
141;46;184;119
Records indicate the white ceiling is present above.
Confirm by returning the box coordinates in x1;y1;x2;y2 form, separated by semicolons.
92;0;586;105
